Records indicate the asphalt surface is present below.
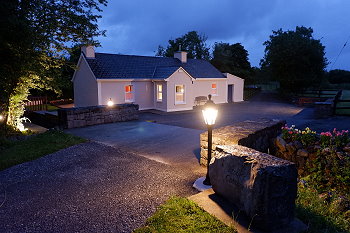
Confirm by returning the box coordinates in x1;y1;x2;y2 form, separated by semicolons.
0;142;202;233
1;92;349;233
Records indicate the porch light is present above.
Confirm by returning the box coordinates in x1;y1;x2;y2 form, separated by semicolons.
107;98;114;107
0;114;3;121
202;94;218;185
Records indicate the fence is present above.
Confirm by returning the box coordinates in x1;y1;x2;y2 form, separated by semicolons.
25;96;48;112
297;89;339;106
333;90;350;116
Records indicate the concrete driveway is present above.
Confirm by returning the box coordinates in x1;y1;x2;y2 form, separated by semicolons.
65;121;205;169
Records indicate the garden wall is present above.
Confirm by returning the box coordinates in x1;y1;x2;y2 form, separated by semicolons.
209;145;297;231
58;104;139;129
200;119;285;166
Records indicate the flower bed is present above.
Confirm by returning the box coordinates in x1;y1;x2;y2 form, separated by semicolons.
275;125;350;195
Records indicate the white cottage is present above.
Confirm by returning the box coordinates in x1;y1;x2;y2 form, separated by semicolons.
72;46;244;111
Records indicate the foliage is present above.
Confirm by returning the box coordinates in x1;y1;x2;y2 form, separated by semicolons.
156;31;210;60
260;26;327;92
134;196;236;233
211;42;252;80
296;183;350;233
281;125;317;147
327;69;350;84
308;145;350;195
0;0;107;127
0;130;86;171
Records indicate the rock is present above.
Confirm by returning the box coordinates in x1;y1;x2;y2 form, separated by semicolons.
293;141;303;150
286;143;297;154
297;149;309;157
275;136;287;152
210;145;297;231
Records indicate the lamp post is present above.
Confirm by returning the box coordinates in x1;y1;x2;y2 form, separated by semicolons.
202;94;218;185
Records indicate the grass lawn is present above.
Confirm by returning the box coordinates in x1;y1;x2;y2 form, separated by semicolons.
336;90;350;115
134;197;236;233
296;185;350;233
0;130;86;171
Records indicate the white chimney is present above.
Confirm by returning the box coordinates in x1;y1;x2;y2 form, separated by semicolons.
81;45;95;58
174;51;187;63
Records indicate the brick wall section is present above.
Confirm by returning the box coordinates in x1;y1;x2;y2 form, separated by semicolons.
58;104;139;129
200;119;285;166
210;145;297;231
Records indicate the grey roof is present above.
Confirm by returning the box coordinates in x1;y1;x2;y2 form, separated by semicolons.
85;53;226;79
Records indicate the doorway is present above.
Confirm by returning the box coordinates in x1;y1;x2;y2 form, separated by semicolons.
228;85;234;103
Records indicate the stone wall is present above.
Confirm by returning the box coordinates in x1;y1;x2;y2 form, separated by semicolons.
209;145;297;231
200;119;285;166
58;104;139;129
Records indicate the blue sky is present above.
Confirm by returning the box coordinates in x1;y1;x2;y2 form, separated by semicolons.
96;0;350;70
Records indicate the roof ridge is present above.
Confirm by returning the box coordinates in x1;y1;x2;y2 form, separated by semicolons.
95;52;176;60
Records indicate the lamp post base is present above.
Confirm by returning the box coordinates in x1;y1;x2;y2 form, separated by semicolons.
193;177;211;191
203;176;211;186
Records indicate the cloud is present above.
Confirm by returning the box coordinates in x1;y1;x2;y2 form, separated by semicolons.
96;0;350;70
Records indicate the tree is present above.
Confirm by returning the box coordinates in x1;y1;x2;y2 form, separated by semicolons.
0;0;107;128
327;69;350;84
156;31;210;60
260;26;327;92
211;42;252;80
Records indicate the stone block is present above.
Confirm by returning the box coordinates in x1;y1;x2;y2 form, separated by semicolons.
200;119;285;166
209;145;297;231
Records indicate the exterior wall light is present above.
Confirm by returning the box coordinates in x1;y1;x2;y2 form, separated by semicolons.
0;114;4;121
202;94;218;185
107;98;114;107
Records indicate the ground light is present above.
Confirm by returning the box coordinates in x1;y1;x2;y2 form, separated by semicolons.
107;98;114;107
201;94;218;185
0;114;4;121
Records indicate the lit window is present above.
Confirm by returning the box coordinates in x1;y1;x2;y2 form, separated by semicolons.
156;84;163;102
125;85;133;102
212;83;217;96
175;85;185;104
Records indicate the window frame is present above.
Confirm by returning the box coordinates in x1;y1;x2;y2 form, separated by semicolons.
211;82;218;96
124;84;134;102
175;84;185;104
156;84;163;102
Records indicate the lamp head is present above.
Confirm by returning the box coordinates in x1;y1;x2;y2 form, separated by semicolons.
202;94;218;126
107;98;114;107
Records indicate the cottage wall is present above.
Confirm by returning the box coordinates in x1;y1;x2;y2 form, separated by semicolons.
73;57;98;107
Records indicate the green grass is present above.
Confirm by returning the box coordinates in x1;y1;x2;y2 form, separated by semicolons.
134;197;236;233
296;185;350;233
0;130;86;171
336;90;350;115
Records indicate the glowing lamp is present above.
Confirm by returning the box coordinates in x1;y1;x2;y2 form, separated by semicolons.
0;115;3;121
107;98;114;107
202;94;218;186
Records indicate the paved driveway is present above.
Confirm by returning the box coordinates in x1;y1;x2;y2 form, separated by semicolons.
0;142;204;233
65;121;204;168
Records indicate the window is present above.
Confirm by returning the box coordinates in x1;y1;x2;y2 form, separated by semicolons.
211;83;217;96
125;85;133;102
175;85;185;104
156;84;163;102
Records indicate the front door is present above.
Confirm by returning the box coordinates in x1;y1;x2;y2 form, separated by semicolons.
228;85;233;103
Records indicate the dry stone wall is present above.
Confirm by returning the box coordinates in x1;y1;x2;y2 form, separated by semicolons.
58;104;139;129
210;145;298;231
200;119;285;166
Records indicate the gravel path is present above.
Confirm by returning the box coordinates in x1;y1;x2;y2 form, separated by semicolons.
0;142;203;233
